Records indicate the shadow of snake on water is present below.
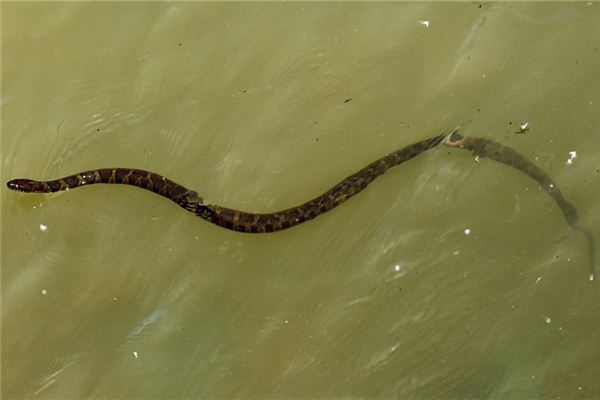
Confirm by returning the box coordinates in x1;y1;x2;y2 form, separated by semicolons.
7;129;596;280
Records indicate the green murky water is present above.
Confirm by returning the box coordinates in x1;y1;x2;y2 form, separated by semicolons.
2;2;600;398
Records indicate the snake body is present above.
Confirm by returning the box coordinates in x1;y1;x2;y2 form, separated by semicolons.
7;134;445;233
443;132;596;279
6;131;595;278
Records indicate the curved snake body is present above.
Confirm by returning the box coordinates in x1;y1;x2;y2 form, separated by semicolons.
7;134;445;233
7;131;595;279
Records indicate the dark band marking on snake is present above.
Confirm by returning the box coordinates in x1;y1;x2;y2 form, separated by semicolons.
6;134;445;233
7;131;595;280
443;131;596;280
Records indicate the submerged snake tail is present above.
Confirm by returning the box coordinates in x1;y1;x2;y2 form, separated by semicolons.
442;131;597;279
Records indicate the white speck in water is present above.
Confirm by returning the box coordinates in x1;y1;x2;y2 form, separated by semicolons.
545;316;551;324
534;277;541;284
589;273;595;282
39;224;47;232
41;289;47;295
394;265;400;272
474;155;480;162
113;297;118;301
418;20;430;27
133;351;138;359
453;250;460;255
464;228;471;236
566;151;577;165
284;320;289;324
518;122;529;132
549;183;554;188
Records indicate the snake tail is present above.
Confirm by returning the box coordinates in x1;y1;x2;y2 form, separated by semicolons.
443;131;596;280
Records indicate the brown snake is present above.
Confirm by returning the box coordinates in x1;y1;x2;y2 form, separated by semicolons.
7;134;445;233
7;131;596;279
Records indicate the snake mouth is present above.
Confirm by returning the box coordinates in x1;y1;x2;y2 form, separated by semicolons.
442;130;465;148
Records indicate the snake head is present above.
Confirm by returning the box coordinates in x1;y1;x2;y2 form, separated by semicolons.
7;179;36;192
442;129;465;148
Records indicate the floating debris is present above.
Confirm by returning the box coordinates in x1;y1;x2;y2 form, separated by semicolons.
515;122;530;134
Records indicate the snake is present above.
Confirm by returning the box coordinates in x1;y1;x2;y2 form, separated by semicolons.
6;131;595;279
6;134;445;233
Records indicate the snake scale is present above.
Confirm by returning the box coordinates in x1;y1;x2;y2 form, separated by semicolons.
7;131;596;279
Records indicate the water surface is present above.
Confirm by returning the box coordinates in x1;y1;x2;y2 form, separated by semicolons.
2;2;600;398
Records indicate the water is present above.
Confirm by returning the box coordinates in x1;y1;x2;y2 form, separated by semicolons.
2;2;600;398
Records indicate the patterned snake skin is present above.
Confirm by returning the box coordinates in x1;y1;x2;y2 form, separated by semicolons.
7;131;595;279
7;134;445;233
